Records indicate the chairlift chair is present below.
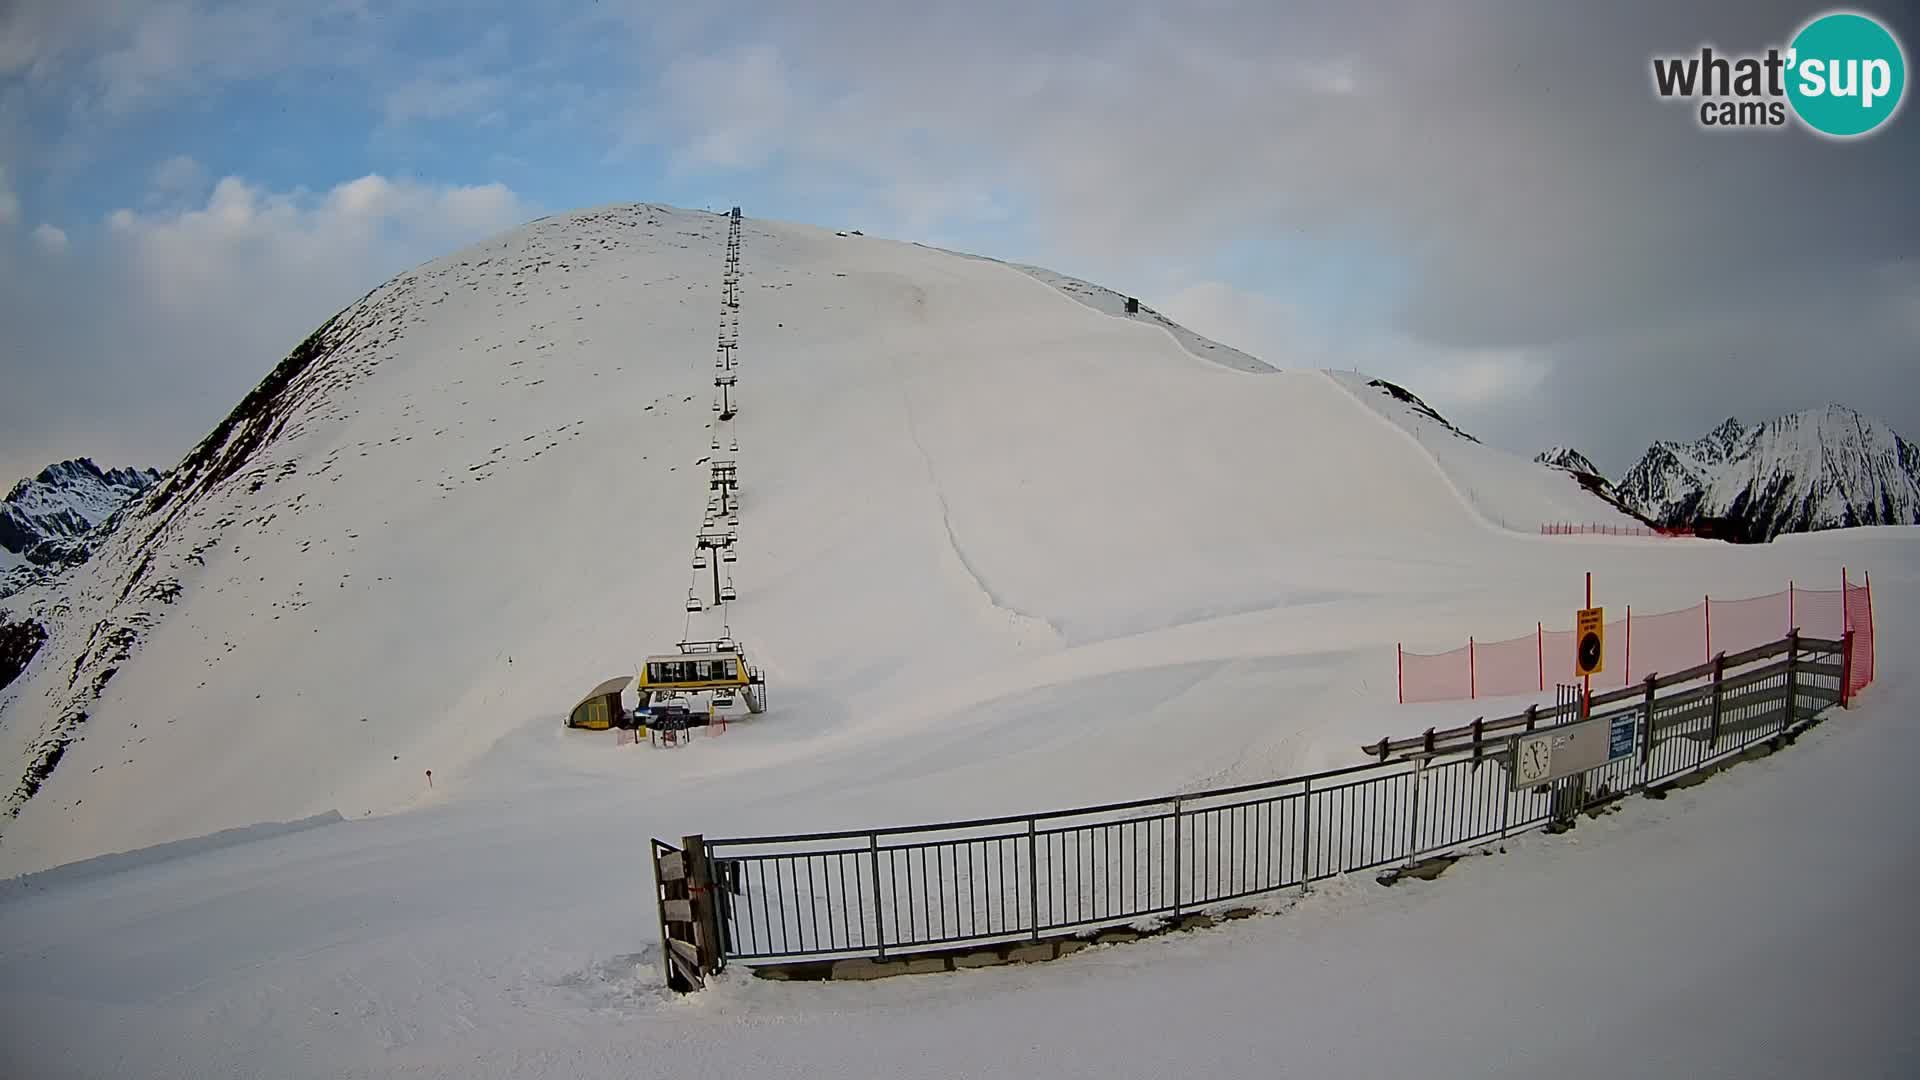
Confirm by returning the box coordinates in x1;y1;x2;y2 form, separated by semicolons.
722;546;738;563
720;579;737;602
693;548;709;570
684;590;703;612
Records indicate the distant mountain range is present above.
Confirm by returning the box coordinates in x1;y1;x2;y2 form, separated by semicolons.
1;459;163;579
1539;405;1920;542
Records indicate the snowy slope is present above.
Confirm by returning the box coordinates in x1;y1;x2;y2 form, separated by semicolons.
1327;372;1647;533
0;459;161;559
918;244;1276;374
0;589;1914;1079
1619;407;1920;541
0;204;1888;880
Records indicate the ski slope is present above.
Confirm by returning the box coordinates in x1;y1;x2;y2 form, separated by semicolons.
0;202;1908;882
1;625;1915;1079
1329;370;1647;534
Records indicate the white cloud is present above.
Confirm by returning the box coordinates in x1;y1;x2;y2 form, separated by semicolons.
0;170;534;485
384;74;509;126
658;44;793;172
31;222;67;254
105;172;534;310
1401;350;1551;410
149;153;208;199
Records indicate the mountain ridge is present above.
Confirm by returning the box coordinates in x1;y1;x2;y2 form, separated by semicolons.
1617;404;1920;542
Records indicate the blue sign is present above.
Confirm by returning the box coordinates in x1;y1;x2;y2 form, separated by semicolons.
1609;713;1636;760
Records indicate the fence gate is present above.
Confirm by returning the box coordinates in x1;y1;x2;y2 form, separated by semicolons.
651;835;721;992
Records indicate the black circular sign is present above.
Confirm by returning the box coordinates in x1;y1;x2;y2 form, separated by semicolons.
1578;631;1602;672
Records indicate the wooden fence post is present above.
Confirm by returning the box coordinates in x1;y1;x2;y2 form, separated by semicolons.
1840;629;1854;708
1781;630;1799;735
1640;673;1658;768
1708;654;1725;750
1704;595;1713;664
682;834;721;976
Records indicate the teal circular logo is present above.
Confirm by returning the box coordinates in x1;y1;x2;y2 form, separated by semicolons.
1787;11;1907;137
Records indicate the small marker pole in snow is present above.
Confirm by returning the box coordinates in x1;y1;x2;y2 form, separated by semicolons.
425;770;433;789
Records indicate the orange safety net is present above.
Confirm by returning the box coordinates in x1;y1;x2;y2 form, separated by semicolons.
1400;642;1472;703
1795;586;1846;640
1399;577;1877;704
1845;577;1875;696
1708;591;1791;658
1472;632;1542;698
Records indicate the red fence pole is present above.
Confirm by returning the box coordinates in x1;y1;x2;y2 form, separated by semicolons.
1537;621;1544;691
1469;637;1476;700
1704;594;1712;663
1397;644;1404;704
1625;604;1632;684
1788;580;1795;632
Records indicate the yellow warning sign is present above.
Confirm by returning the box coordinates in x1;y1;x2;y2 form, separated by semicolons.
1575;606;1605;676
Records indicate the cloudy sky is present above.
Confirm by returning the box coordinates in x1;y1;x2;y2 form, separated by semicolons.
1;0;1915;485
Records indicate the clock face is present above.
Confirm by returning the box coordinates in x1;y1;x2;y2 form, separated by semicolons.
1516;736;1552;785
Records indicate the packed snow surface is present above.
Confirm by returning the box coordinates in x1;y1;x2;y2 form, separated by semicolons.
0;601;1914;1078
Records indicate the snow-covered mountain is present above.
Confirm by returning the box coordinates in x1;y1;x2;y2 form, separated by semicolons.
0;203;1765;875
1617;407;1920;542
1;459;162;565
1535;446;1602;479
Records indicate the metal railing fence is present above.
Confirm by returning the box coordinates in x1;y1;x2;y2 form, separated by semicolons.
683;632;1847;968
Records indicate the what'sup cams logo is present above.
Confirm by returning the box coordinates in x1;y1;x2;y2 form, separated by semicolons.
1652;10;1907;137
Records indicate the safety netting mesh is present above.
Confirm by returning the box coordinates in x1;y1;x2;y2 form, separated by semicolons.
1845;580;1875;695
1397;578;1875;704
1472;633;1542;698
1708;591;1791;658
1400;643;1472;703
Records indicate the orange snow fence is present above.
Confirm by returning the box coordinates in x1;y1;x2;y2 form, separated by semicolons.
1539;522;1694;537
1399;573;1876;704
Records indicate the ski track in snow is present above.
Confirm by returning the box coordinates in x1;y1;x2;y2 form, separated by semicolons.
889;350;1065;650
